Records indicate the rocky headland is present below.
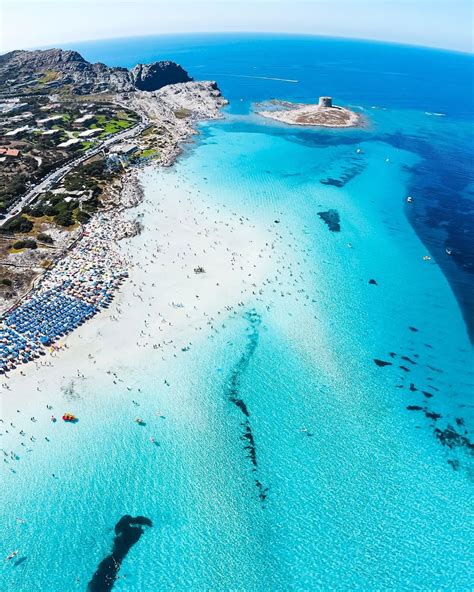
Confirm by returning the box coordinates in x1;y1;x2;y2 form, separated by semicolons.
124;80;227;165
0;48;192;95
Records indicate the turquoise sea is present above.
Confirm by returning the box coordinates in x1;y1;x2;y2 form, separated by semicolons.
2;35;474;590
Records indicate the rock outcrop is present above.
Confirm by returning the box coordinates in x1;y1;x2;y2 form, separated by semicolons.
0;48;192;95
131;61;191;91
124;81;228;165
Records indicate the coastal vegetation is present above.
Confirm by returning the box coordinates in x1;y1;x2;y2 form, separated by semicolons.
11;239;37;250
1;215;34;234
36;232;53;244
137;148;159;159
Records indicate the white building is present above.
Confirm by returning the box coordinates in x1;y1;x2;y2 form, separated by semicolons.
74;114;94;124
5;125;30;137
37;115;63;125
78;128;104;138
58;138;82;148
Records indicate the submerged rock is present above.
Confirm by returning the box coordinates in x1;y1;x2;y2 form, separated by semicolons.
374;358;392;367
317;209;341;232
88;515;152;591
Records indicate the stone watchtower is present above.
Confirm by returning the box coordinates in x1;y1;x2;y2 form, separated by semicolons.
318;96;333;108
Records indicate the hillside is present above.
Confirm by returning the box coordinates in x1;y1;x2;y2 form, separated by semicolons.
0;48;192;95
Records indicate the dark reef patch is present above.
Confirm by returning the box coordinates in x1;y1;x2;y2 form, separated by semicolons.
88;515;152;592
434;426;474;454
374;359;392;367
425;410;442;421
320;178;344;187
317;209;340;232
232;398;250;417
241;420;257;467
225;310;268;506
319;158;365;188
384;332;472;473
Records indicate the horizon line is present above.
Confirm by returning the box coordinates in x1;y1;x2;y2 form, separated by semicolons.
2;31;473;58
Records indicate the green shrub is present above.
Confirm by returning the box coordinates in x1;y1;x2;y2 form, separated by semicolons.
30;206;46;217
0;278;12;286
37;232;54;244
44;205;58;216
1;215;33;234
11;239;37;250
54;210;74;227
75;210;91;224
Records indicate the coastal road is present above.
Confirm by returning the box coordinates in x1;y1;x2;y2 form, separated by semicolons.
1;116;150;227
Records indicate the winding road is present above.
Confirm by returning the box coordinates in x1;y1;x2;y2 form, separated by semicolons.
1;115;149;227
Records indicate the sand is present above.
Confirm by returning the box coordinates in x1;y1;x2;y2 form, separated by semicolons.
258;102;362;128
1;165;275;440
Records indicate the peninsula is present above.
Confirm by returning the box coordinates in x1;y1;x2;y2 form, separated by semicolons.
257;96;362;128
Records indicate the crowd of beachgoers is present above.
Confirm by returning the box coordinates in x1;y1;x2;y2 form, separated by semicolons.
0;207;135;375
0;81;228;377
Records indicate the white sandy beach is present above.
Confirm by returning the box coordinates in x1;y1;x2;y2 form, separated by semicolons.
1;165;276;439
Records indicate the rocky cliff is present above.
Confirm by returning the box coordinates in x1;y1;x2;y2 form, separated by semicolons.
0;48;192;95
131;61;191;91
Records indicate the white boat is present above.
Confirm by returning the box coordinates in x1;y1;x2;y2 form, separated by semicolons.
407;196;413;203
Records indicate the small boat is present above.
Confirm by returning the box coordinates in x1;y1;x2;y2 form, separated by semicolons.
5;550;18;561
62;413;77;422
423;255;432;261
407;196;413;203
135;417;145;426
446;248;452;255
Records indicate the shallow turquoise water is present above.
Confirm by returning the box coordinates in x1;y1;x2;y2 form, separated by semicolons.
2;35;473;591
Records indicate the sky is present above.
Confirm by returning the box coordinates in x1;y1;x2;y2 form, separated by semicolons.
1;0;472;54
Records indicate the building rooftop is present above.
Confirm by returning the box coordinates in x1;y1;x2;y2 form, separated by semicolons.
37;115;63;124
5;125;30;136
110;143;138;155
57;138;82;148
74;114;94;124
78;128;103;138
0;147;20;157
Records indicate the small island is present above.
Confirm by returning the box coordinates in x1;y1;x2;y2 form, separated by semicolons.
257;96;362;128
